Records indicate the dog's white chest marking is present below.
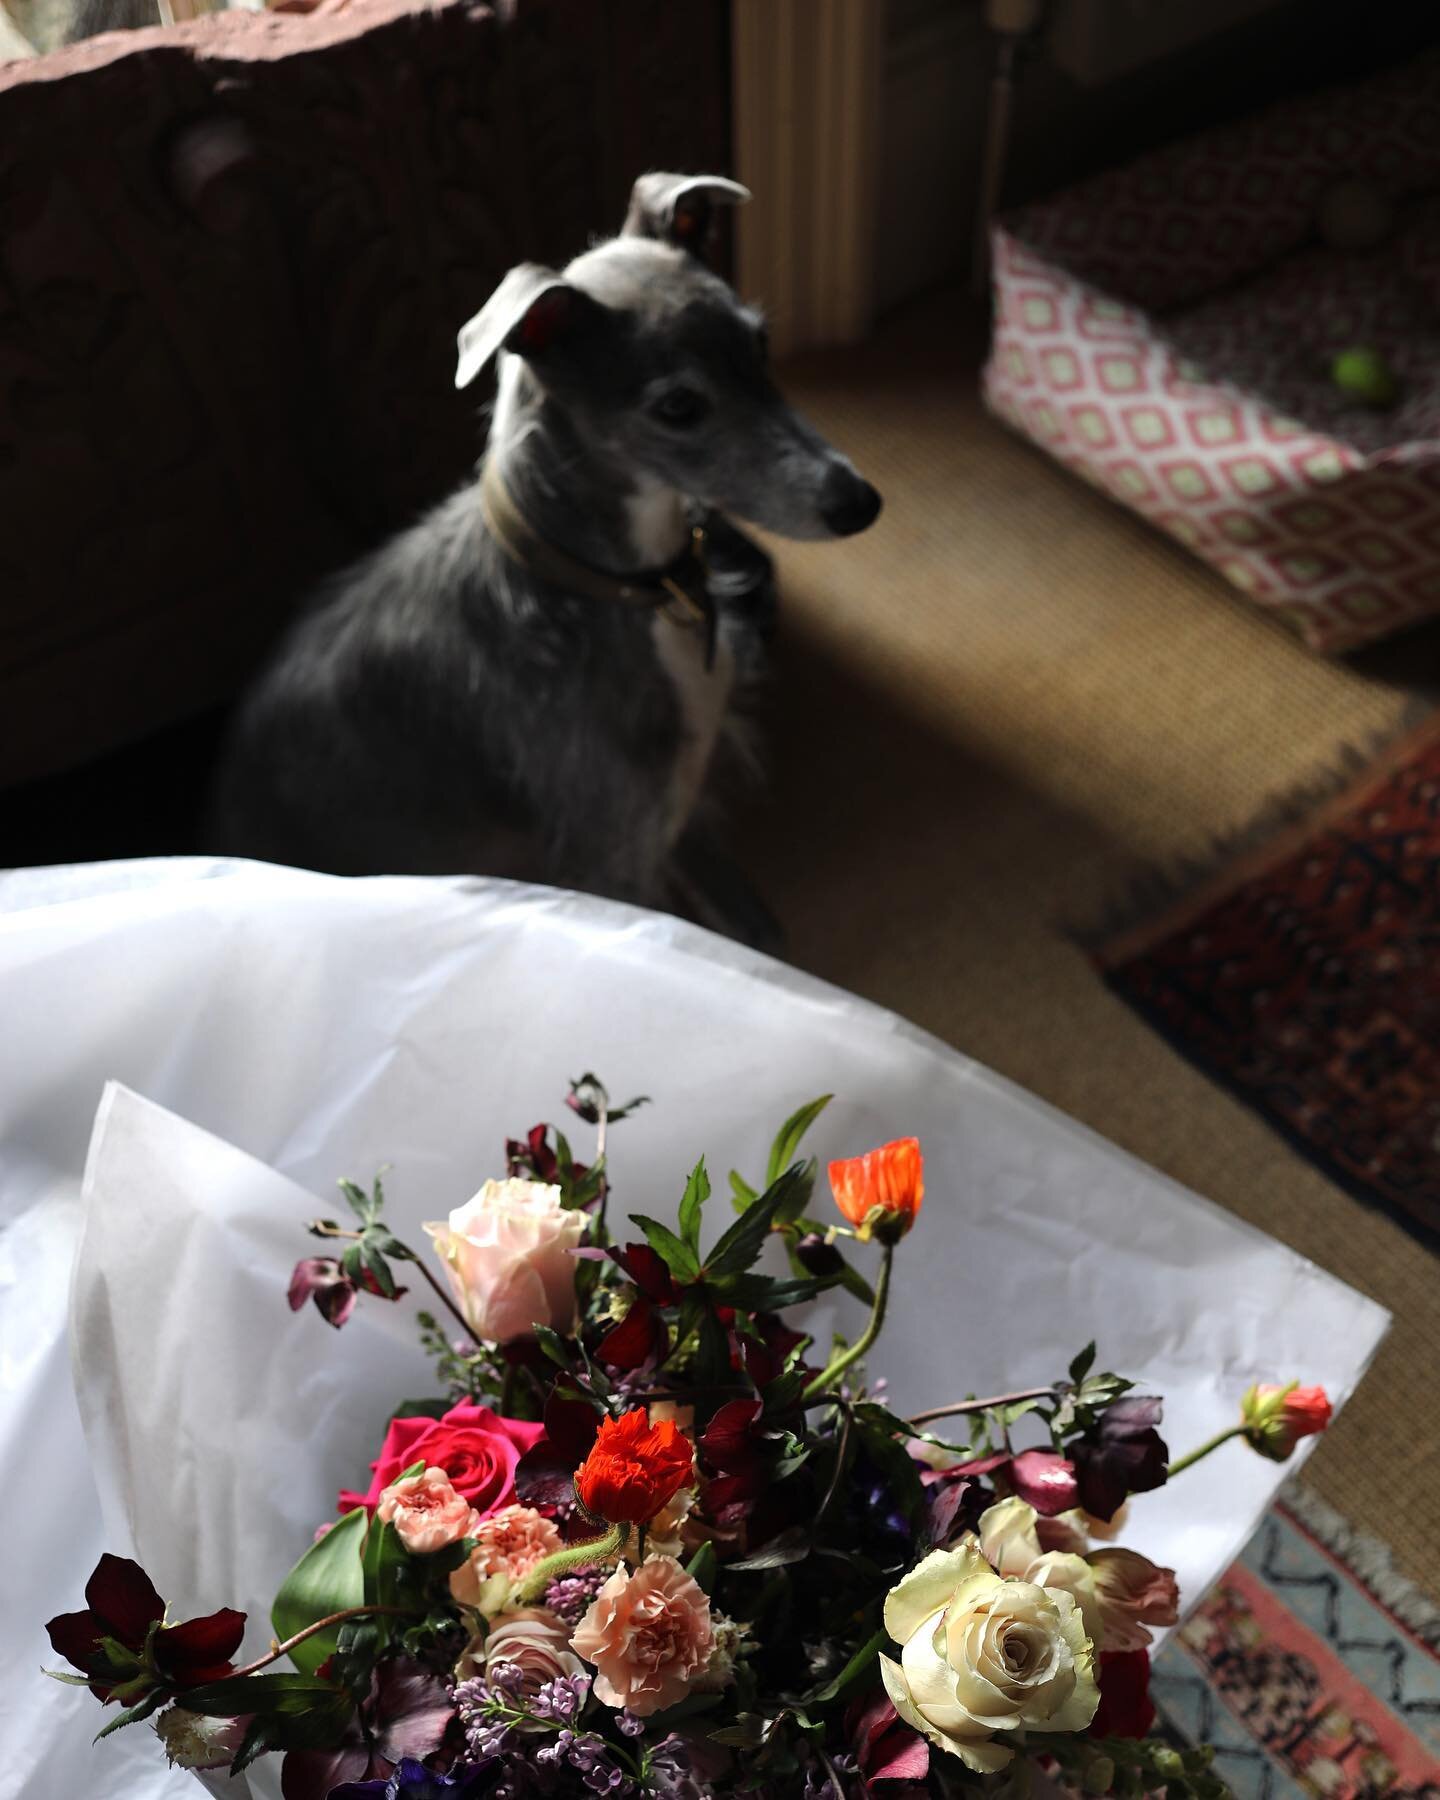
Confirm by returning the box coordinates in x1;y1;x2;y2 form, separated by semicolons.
625;480;690;567
652;614;735;847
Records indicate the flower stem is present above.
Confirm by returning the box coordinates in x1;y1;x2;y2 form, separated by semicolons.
1167;1424;1244;1478
515;1521;626;1606
800;1241;893;1404
412;1257;477;1343
228;1605;419;1679
905;1386;1058;1427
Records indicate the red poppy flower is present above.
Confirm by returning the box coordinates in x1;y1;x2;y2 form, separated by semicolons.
574;1409;694;1525
46;1555;246;1704
828;1138;924;1241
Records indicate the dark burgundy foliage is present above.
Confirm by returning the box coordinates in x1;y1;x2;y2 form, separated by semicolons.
1073;1397;1169;1521
46;1555;245;1703
1008;1448;1080;1517
514;1385;602;1509
281;1661;454;1800
506;1123;587;1189
288;1258;406;1329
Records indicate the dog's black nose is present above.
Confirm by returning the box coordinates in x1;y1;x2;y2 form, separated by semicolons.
820;466;883;537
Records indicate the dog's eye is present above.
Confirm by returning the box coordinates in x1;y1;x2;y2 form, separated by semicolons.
650;388;710;429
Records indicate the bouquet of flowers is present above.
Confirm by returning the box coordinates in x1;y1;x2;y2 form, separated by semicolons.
46;1078;1332;1799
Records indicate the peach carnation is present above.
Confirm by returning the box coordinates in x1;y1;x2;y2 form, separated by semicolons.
450;1505;564;1606
570;1555;714;1717
376;1466;478;1554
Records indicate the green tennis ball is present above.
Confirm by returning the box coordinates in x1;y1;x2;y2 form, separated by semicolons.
1330;347;1400;408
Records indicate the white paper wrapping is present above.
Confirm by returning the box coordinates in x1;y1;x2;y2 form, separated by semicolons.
0;858;1390;1800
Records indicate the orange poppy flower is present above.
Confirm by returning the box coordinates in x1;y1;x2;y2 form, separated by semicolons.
574;1409;694;1525
827;1137;924;1241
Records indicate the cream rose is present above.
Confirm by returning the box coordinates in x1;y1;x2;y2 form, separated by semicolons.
978;1499;1104;1648
1088;1548;1180;1651
978;1496;1044;1577
456;1607;584;1700
880;1540;1099;1773
571;1555;714;1717
425;1178;584;1344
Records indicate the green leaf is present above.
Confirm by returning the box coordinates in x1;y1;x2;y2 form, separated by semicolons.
709;1271;840;1312
1069;1341;1097;1385
533;1324;571;1368
93;1689;166;1741
766;1095;832;1186
359;1235;398;1299
762;1369;806;1417
726;1526;812;1571
834;1257;876;1308
801;1626;885;1705
271;1506;366;1676
685;1540;719;1594
362;1516;412;1610
729;1170;759;1214
43;1669;94;1686
705;1163;809;1278
338;1177;373;1225
181;1672;346;1714
856;1420;926;1525
692;1302;733;1392
678;1158;710;1253
629;1214;701;1284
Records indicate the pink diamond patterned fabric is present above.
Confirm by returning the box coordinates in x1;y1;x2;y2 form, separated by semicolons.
982;52;1440;653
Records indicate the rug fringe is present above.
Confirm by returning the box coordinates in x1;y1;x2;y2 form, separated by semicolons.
1280;1480;1440;1649
1073;700;1437;953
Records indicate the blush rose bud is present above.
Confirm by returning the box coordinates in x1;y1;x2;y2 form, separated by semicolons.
828;1137;924;1244
1240;1382;1333;1461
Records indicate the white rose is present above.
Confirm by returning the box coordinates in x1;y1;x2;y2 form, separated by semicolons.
977;1495;1044;1576
880;1539;1099;1773
424;1178;583;1344
979;1498;1105;1649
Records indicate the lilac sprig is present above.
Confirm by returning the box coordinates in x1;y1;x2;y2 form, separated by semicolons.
454;1667;648;1794
544;1567;609;1628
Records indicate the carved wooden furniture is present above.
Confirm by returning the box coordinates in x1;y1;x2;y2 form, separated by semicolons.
0;0;730;791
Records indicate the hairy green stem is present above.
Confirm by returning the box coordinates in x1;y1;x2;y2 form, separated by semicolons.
800;1241;893;1403
514;1521;626;1606
1167;1424;1244;1478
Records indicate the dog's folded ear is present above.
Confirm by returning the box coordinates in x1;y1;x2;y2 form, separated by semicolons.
622;172;750;259
455;264;607;389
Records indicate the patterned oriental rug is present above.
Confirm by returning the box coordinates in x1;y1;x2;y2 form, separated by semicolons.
1152;1486;1440;1799
1097;714;1440;1251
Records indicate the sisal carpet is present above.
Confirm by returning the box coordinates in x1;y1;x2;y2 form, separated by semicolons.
736;289;1440;1602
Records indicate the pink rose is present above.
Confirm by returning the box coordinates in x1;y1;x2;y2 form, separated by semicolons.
377;1467;478;1554
424;1178;584;1345
571;1556;714;1717
1088;1548;1180;1652
450;1506;564;1606
456;1607;584;1699
338;1402;544;1516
